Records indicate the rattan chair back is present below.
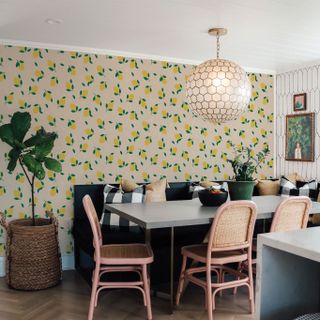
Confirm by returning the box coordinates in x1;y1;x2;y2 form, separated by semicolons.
270;196;311;233
83;195;103;255
207;200;257;252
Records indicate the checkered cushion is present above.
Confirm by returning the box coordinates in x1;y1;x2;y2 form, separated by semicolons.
294;313;320;320
101;184;145;229
280;177;318;200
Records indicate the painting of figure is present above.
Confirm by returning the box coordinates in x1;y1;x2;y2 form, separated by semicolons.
286;113;314;162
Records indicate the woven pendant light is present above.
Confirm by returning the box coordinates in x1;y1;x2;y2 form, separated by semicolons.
186;28;251;123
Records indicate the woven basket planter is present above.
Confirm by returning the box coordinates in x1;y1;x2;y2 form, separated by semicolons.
0;213;62;290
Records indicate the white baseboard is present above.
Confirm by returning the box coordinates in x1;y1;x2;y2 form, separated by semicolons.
0;257;4;277
0;255;75;277
61;255;75;270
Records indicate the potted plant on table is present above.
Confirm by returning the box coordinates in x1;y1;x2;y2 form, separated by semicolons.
0;111;62;290
227;145;270;200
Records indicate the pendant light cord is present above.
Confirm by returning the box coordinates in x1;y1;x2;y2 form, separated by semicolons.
216;34;220;59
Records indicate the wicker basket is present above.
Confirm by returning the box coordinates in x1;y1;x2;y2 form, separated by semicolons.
0;212;62;290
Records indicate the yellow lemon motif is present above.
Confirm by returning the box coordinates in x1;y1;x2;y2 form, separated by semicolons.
50;187;58;197
142;172;149;181
144;137;152;145
0;187;6;196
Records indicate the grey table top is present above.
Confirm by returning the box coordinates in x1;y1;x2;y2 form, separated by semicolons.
257;226;320;263
104;195;320;229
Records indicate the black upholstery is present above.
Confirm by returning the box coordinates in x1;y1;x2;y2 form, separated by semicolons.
165;182;192;201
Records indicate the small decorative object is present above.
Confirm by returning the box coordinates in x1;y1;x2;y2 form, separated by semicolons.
285;113;314;162
0;112;62;290
186;27;251;123
227;146;270;200
198;188;228;207
293;93;307;111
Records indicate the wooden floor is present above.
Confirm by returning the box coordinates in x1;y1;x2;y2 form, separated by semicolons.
0;271;254;320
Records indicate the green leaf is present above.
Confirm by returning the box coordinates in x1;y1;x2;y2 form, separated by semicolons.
7;148;21;172
0;124;14;147
44;157;62;173
21;154;45;180
11;112;31;142
7;158;18;172
34;140;54;160
24;128;57;147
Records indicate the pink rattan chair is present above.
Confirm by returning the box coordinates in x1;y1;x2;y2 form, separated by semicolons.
175;200;257;320
269;196;311;232
249;196;312;271
82;195;154;320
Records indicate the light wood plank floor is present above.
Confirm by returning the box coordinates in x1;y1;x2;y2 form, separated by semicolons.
0;271;255;320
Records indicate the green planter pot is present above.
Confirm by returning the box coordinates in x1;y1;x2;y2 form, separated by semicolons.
227;181;255;200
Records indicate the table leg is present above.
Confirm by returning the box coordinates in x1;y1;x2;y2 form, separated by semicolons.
145;229;151;245
170;226;175;314
145;229;157;297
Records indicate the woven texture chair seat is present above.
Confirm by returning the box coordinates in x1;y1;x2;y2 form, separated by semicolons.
100;243;153;264
182;244;247;264
294;313;320;320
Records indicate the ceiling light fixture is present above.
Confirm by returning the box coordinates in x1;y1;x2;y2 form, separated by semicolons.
186;28;251;123
45;18;63;25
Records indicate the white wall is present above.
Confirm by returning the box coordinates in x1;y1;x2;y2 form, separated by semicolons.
276;65;320;179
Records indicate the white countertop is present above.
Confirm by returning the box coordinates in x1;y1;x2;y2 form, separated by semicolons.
258;227;320;262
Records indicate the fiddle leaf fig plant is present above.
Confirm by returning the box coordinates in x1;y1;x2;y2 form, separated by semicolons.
227;145;270;181
0;112;62;226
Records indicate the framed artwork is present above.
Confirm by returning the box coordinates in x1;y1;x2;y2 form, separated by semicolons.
293;93;307;111
285;113;314;162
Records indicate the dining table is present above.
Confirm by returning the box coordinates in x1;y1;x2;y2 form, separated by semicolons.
104;195;320;313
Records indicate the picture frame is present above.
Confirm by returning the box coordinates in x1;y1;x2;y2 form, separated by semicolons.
285;113;314;162
293;93;307;111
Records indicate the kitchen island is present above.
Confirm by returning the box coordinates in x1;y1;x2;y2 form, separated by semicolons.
256;226;320;320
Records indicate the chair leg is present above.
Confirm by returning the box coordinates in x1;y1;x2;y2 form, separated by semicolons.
142;264;152;320
218;269;224;297
88;264;100;320
206;268;213;320
233;262;243;295
175;254;187;306
247;256;255;314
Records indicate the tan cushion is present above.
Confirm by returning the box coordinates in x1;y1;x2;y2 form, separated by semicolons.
310;214;320;225
285;172;303;184
256;180;280;195
199;181;220;188
145;179;167;203
121;179;139;193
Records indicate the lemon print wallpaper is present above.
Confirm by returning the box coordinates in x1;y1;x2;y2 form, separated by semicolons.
0;45;274;259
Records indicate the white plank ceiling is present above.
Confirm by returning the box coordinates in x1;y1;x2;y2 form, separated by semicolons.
1;0;320;73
